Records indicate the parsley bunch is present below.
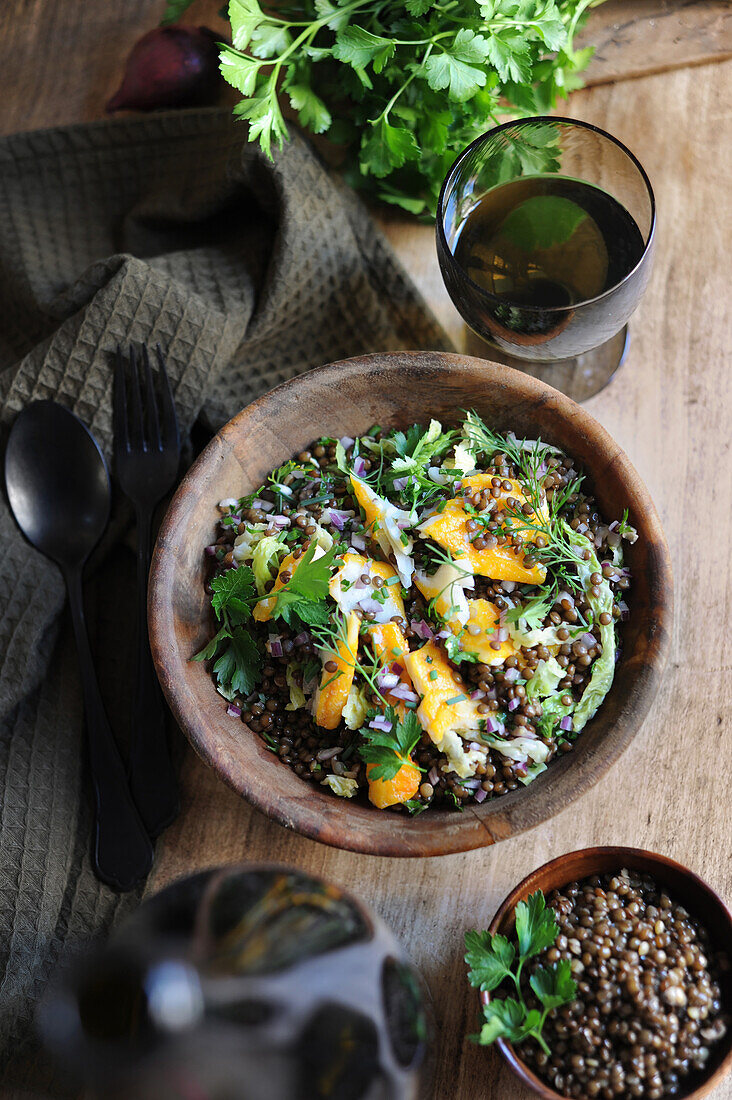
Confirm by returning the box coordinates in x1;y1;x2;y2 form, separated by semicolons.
164;0;601;216
465;890;577;1054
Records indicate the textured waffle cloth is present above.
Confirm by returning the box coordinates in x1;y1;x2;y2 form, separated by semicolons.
0;107;452;1092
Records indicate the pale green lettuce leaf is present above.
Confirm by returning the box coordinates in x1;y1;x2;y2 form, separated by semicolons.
563;523;616;731
526;656;564;700
285;663;306;711
342;682;369;730
251;535;287;595
322;774;359;798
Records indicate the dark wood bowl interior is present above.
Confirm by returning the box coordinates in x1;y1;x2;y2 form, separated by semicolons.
487;847;732;1100
148;351;673;857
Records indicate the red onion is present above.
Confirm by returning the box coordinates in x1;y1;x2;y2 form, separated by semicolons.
358;597;383;615
514;761;529;778
498;628;509;643
393;476;409;491
396;519;411;530
339;436;355;449
293;632;310;646
461;777;482;789
107;26;221;113
377;671;401;691
428;766;440;786
436;629;451;640
581;632;596;647
350;534;366;551
618;601;630;620
205;544;218;557
353;456;367;477
272;515;289;527
507;697;520;712
390;662;403;676
410;620;434;641
470;689;484;701
253;499;274;513
468;742;483;752
503;666;519;682
474;787;488;803
226;703;241;718
268;635;283;658
557;590;575;607
388;683;419;703
608;520;619;531
560;715;573;731
484;716;501;734
369;715;393;733
501;580;516;593
454;481;462;490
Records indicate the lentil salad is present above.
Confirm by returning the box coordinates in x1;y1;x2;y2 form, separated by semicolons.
194;412;637;813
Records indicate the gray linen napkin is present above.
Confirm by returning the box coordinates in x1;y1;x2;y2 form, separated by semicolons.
0;106;452;1091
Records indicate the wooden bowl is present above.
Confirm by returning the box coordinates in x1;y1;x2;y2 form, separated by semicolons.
148;351;673;857
486;847;732;1099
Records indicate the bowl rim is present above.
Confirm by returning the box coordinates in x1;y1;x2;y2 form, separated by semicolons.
485;846;732;1100
149;350;673;857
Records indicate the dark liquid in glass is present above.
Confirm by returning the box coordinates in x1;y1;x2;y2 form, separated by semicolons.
449;176;645;358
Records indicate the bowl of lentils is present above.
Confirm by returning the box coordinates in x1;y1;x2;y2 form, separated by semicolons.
469;847;731;1100
149;351;673;856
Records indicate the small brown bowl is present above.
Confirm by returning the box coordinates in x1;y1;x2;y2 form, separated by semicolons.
486;847;732;1100
148;351;673;857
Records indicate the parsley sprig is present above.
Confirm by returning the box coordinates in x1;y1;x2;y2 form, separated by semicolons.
165;0;600;218
465;890;577;1054
192;566;264;699
358;705;422;781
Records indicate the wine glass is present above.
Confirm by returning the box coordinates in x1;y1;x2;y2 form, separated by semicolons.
435;116;656;401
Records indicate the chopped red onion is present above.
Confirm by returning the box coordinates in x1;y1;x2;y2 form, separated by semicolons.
470;689;484;701
498;628;509;643
410;620;434;641
293;631;310;646
503;666;519;682
390;662;403;676
474;787;488;803
272;515;289;527
396;519;411;530
226;703;241;718
377;671;401;691
468;742;483;752
268;635;283;658
353;456;367;477
436;629;451;640
560;715;573;731
454;481;462;490
581;632;596;647
618;601;630;621
369;715;393;733
514;761;529;777
205;544;218;557
393;476;408;492
608;520;619;531
388;682;419;703
501;580;516;593
461;777;482;789
358;597;383;615
484;717;500;734
339;436;355;449
557;590;575;607
254;499;274;512
350;534;367;551
507;697;520;712
428;766;440;786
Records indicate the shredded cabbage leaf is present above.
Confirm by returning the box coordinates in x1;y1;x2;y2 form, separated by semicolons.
342;682;369;730
251;535;287;595
322;775;358;798
563;524;616;731
232;522;268;563
526;656;564;700
285;663;306;711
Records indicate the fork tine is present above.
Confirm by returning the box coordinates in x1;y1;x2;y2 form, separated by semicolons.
113;344;129;453
129;344;146;449
141;345;161;452
156;345;180;455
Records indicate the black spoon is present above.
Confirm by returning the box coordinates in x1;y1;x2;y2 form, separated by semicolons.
4;401;153;891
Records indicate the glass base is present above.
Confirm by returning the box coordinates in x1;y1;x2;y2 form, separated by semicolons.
463;325;630;402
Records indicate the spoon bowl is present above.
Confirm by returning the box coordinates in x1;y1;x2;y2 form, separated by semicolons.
5;400;111;567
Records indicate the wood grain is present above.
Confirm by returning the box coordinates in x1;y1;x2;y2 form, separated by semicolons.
148;352;672;856
0;3;730;1098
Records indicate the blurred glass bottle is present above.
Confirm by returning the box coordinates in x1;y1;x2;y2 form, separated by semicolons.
39;865;433;1100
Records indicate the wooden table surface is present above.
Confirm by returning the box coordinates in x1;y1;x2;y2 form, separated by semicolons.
0;3;730;1098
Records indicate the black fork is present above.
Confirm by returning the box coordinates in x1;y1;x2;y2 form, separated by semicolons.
114;344;180;837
